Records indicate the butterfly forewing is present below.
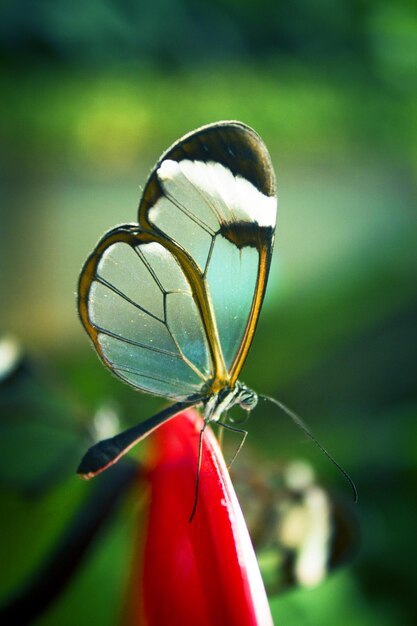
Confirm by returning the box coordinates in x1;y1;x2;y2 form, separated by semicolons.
138;122;276;384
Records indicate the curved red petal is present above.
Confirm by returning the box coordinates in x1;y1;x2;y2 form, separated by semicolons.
126;409;273;626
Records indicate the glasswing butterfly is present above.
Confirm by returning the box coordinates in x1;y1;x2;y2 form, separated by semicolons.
77;121;275;479
76;120;356;505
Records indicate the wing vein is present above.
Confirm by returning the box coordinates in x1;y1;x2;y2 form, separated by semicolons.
162;292;208;382
113;363;199;392
94;276;163;323
134;246;166;293
203;233;217;278
177;167;226;225
93;324;184;359
163;189;217;236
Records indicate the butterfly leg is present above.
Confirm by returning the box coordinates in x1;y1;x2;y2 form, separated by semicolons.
189;417;210;522
216;420;248;469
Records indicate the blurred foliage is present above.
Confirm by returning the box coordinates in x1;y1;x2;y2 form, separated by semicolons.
1;0;417;87
0;0;379;67
1;63;417;175
1;0;416;624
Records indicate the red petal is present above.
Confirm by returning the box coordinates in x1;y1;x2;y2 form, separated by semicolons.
126;409;273;626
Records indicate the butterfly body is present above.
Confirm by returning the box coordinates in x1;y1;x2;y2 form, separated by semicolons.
77;121;276;478
203;381;258;423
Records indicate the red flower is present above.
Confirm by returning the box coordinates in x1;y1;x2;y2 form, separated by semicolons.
125;409;273;626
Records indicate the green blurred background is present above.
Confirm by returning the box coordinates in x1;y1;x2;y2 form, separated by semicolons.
0;0;416;624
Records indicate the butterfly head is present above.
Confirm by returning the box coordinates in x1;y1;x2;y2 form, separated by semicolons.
204;381;257;422
235;381;258;411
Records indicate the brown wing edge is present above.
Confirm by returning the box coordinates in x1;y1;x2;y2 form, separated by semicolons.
228;234;274;385
78;224;147;379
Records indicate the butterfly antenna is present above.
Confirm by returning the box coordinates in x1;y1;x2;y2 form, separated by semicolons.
189;420;208;523
259;394;358;503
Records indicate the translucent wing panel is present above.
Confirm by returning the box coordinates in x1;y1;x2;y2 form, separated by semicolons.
96;243;164;320
97;334;201;399
155;160;220;231
90;282;175;351
166;291;211;373
149;196;214;273
83;236;211;400
206;237;259;371
146;158;276;374
136;241;191;292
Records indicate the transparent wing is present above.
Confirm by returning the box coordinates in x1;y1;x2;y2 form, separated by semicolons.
138;121;277;385
77;122;276;479
78;226;211;401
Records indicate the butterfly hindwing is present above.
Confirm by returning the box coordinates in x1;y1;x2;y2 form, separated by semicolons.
78;225;211;401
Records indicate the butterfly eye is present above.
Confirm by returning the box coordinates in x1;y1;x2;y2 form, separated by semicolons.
237;387;258;411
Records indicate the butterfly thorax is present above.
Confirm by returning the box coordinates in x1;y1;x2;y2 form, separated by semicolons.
203;381;258;423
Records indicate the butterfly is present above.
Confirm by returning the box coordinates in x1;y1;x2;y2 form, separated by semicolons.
77;121;277;480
